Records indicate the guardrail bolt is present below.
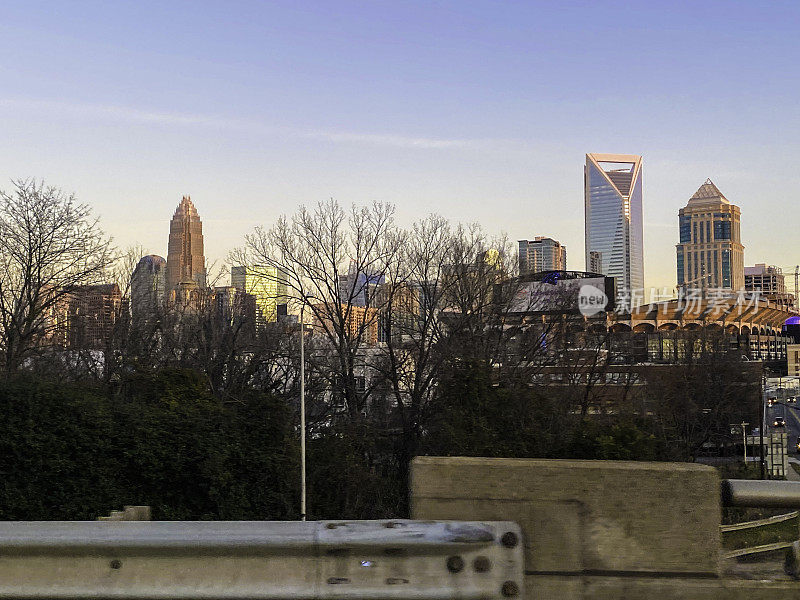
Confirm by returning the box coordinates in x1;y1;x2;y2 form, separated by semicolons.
500;531;518;548
109;559;122;570
446;555;465;573
473;556;492;572
501;581;519;597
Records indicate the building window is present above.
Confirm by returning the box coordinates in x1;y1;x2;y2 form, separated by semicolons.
686;252;692;282
722;249;731;288
679;215;691;243
714;219;731;240
714;250;719;286
677;248;684;285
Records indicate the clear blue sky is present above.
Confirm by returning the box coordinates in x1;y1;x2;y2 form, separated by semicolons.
2;0;799;290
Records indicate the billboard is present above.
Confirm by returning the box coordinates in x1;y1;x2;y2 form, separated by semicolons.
508;275;615;315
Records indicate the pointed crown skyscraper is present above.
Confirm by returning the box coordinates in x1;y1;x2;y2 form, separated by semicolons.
166;195;206;296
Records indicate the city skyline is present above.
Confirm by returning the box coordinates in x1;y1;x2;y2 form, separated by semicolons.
2;2;799;292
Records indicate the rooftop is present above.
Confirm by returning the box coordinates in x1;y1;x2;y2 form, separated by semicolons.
687;179;729;206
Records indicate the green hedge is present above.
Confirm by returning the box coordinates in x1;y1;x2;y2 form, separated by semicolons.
0;370;297;520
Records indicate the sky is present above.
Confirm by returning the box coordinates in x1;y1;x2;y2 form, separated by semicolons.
1;0;800;292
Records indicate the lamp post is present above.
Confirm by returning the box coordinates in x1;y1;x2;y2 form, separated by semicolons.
761;374;767;479
300;304;306;521
741;422;749;464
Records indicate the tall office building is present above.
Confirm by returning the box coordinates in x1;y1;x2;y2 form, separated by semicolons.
676;179;743;291
338;261;385;307
130;255;166;321
51;284;123;349
518;237;566;274
166;196;206;297
231;265;288;324
584;153;644;292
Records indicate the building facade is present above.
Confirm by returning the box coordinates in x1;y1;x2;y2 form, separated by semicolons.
518;237;566;274
52;283;123;349
313;303;379;345
130;255;166;321
745;263;785;293
676;180;744;291
213;286;258;334
231;265;288;325
166;196;206;296
337;262;385;307
745;264;795;310
788;343;800;377
588;251;602;275
584;153;644;294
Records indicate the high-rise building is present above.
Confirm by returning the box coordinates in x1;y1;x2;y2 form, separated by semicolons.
166;196;206;297
52;283;123;348
676;180;744;291
745;264;794;309
338;261;385;307
130;255;166;321
518;237;566;274
231;265;288;325
213;285;258;334
312;303;379;345
584;153;644;293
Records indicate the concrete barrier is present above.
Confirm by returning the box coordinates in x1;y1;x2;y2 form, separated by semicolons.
410;457;800;599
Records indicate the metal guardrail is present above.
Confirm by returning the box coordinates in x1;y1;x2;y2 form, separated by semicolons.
0;520;524;599
721;480;800;563
722;479;800;508
720;511;799;532
722;541;794;560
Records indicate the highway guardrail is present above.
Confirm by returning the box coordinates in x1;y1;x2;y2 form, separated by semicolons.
0;520;524;599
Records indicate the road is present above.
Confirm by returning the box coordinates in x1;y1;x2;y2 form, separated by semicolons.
765;382;800;479
767;399;800;451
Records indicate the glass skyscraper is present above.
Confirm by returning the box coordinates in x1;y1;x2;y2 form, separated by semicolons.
518;237;566;275
231;265;288;325
130;254;166;321
584;153;644;293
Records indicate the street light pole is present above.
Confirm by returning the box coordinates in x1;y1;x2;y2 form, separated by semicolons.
300;304;306;521
741;421;749;464
761;374;767;479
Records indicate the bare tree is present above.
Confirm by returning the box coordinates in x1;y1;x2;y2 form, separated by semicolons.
111;244;147;298
238;199;402;421
0;179;115;375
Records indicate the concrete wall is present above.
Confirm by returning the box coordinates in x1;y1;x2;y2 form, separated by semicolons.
410;456;800;599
